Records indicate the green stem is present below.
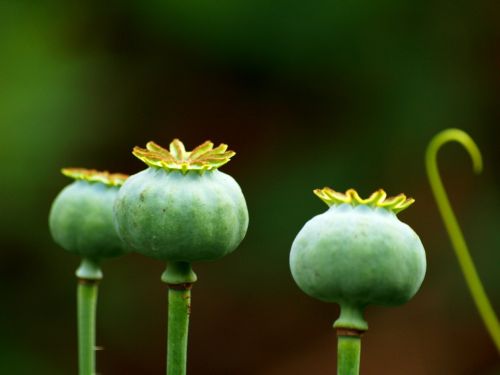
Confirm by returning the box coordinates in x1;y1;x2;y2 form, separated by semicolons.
337;335;361;375
334;304;365;375
167;287;191;375
76;258;102;375
162;262;197;375
426;128;500;352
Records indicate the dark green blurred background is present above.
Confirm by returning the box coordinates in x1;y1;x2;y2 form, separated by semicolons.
1;0;499;373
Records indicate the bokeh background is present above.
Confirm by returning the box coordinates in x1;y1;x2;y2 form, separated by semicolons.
1;1;499;374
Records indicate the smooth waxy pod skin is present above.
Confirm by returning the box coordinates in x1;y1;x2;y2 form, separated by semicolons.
290;188;426;331
49;168;128;260
114;139;249;263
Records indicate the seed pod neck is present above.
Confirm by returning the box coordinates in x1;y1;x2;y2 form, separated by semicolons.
334;303;368;333
76;258;103;281
162;261;198;287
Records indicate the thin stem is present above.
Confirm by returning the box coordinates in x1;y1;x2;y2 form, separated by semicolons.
77;280;98;375
76;258;102;375
162;262;197;375
426;128;500;352
337;335;361;375
167;287;191;375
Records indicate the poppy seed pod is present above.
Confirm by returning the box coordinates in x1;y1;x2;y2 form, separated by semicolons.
113;139;249;264
113;139;249;375
49;168;129;374
290;188;426;331
49;168;129;263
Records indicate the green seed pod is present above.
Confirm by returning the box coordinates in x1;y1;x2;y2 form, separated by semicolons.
290;188;426;331
49;168;129;265
113;139;249;265
50;168;129;374
114;139;248;374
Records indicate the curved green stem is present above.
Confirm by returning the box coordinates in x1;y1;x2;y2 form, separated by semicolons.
426;128;500;352
76;258;102;375
337;335;361;375
162;262;197;375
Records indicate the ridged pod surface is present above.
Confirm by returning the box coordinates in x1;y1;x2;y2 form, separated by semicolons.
49;169;128;260
290;188;426;330
113;139;248;262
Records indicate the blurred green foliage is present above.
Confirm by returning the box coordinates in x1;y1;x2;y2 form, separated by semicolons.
0;0;499;373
